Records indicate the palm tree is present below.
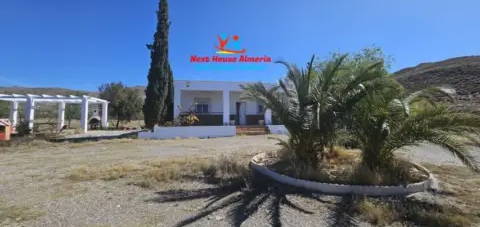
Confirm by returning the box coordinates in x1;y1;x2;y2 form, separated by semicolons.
351;80;480;172
241;55;386;168
241;56;319;167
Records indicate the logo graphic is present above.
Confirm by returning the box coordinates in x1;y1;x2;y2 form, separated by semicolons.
189;34;271;71
215;34;246;54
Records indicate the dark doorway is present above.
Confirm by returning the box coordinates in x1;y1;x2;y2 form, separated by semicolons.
236;102;247;125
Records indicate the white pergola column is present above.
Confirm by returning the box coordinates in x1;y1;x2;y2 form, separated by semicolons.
222;90;230;125
80;96;89;133
24;95;35;131
264;108;272;125
57;102;65;131
9;101;18;126
101;102;109;128
173;88;181;119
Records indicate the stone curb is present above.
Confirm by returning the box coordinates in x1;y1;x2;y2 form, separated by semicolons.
249;152;438;196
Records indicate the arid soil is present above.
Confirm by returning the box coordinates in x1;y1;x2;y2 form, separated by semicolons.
1;136;479;227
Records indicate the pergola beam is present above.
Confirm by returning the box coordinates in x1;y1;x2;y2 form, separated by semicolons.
80;96;89;133
101;102;109;128
0;94;109;134
24;95;35;130
57;102;65;131
9;102;18;127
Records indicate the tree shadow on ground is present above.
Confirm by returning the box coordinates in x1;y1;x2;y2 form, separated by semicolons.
147;172;359;227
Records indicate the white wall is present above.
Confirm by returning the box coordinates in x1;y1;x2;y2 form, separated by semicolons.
175;80;269;92
179;90;261;115
173;80;275;118
138;126;236;139
180;90;223;113
230;92;260;115
267;125;289;135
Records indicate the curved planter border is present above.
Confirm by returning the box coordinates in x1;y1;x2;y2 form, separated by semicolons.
249;152;439;196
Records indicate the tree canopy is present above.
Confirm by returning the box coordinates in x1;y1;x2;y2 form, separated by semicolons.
99;82;143;128
143;0;174;129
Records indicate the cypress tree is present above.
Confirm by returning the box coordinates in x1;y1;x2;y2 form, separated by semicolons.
143;0;174;129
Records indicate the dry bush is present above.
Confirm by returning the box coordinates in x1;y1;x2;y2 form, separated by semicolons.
68;163;145;181
351;159;427;186
406;207;472;227
271;146;358;184
199;154;250;180
140;158;211;183
0;137;58;152
67;154;250;188
271;146;428;186
353;198;397;226
325;146;361;165
351;197;474;227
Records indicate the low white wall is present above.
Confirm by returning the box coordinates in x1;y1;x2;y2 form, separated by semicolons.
267;125;289;135
138;126;236;139
250;153;437;196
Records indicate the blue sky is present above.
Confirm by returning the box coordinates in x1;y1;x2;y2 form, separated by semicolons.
1;0;480;91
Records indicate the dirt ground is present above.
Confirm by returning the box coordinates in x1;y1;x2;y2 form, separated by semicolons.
1;135;479;227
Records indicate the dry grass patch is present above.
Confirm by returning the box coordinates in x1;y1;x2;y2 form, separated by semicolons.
353;198;397;226
406;207;472;227
351;159;426;185
423;164;480;218
0;203;44;224
67;154;251;188
350;197;474;227
68;163;145;181
348;164;480;226
270;146;428;186
0;137;59;153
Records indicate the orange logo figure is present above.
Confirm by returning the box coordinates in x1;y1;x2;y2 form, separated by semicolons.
216;34;246;54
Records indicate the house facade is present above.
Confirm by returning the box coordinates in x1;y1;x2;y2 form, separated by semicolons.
173;80;274;126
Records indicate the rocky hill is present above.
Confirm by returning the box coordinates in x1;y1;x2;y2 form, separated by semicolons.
0;85;145;98
0;86;93;96
394;56;480;107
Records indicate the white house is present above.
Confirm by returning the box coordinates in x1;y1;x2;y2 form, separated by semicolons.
140;80;289;139
173;80;274;126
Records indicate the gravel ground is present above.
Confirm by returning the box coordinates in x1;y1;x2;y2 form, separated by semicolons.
1;135;479;227
396;143;480;166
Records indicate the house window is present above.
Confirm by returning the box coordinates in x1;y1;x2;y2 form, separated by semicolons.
194;98;210;113
195;104;209;113
258;104;264;114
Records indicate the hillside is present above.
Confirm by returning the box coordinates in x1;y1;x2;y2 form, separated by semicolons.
0;85;145;98
394;56;480;108
0;86;94;96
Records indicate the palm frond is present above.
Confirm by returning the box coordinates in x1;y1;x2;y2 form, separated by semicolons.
426;131;479;172
403;87;455;109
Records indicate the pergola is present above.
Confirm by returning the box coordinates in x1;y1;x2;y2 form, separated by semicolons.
0;94;109;133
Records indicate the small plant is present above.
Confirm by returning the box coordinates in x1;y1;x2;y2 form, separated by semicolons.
354;198;397;226
178;111;199;126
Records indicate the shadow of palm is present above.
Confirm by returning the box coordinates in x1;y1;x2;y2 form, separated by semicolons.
147;171;362;227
